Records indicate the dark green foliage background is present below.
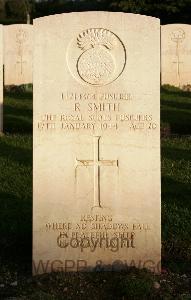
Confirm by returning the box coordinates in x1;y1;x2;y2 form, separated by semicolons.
1;0;191;25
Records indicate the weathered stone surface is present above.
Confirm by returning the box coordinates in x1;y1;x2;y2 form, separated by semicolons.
161;24;191;89
33;12;161;274
4;24;33;85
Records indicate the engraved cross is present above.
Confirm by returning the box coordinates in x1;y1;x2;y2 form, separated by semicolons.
17;55;27;75
173;38;184;87
76;136;118;209
173;59;183;83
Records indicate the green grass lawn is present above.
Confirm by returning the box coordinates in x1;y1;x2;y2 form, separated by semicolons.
0;86;190;299
161;85;191;135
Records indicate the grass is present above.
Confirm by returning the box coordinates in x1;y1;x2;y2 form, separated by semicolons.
162;137;191;273
161;85;191;275
0;89;32;277
0;85;190;299
161;85;191;135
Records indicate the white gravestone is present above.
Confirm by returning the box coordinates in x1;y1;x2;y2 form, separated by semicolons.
33;12;161;274
161;24;191;88
4;24;33;85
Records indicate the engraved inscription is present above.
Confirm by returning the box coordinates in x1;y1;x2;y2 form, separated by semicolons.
36;91;158;132
45;216;153;254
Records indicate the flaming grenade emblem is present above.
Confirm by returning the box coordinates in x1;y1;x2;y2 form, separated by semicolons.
76;28;117;85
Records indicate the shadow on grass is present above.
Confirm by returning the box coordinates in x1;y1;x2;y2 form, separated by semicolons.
161;85;191;98
163;258;191;274
0;192;32;271
162;176;191;209
3;92;32;134
162;174;191;272
0;138;31;167
5;91;33;100
4;114;32;134
162;99;191;111
161;108;191;134
162;144;191;162
161;85;191;135
4;102;33;117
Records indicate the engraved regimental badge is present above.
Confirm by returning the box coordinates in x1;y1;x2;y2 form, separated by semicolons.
170;28;185;44
67;28;126;86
